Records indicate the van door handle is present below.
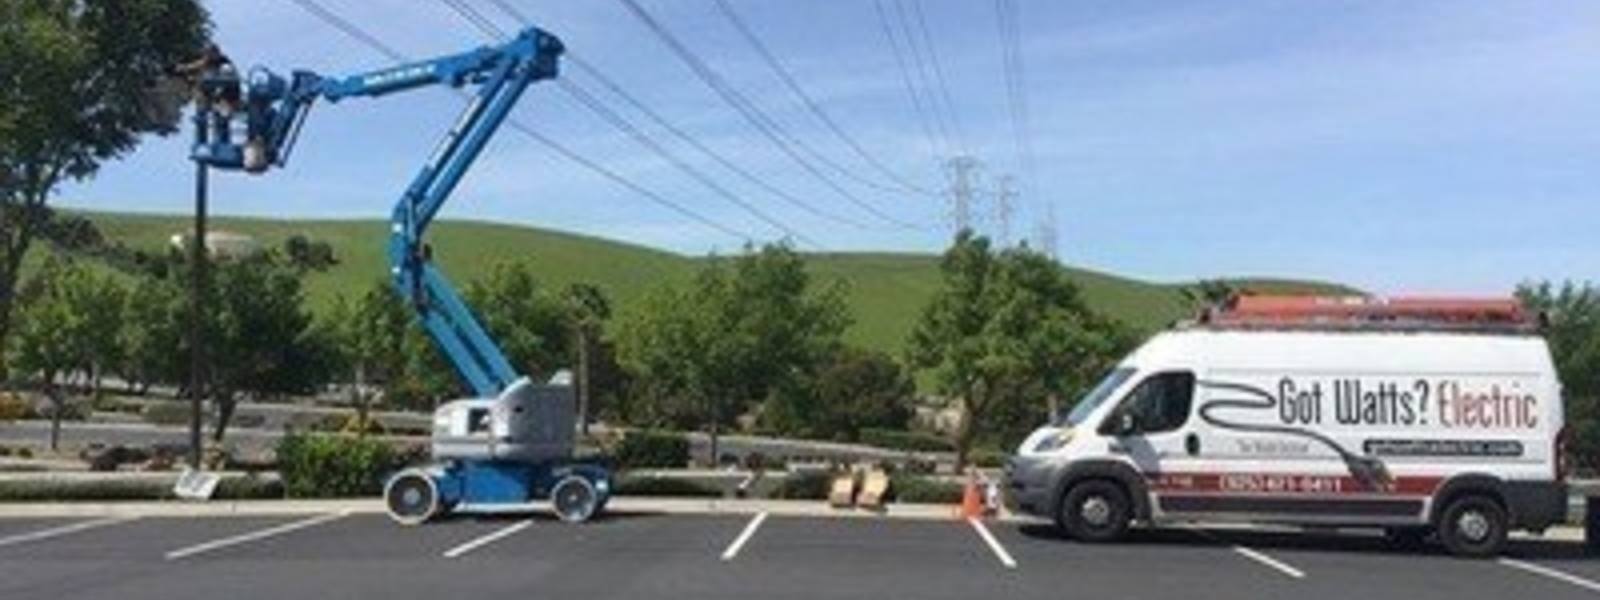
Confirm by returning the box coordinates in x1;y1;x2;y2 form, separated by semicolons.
1185;433;1200;456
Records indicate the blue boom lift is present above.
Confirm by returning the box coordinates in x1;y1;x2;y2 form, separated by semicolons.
188;26;611;524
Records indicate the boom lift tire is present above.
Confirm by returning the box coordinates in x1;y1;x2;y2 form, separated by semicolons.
1057;479;1132;543
385;469;441;526
551;475;600;523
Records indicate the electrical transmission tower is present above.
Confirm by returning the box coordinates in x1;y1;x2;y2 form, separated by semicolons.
994;174;1016;247
943;156;981;234
1035;203;1058;260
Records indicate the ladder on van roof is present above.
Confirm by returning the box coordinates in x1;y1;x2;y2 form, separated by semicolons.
1195;295;1541;334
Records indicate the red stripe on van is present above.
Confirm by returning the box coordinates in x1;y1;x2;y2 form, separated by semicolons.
1148;472;1445;497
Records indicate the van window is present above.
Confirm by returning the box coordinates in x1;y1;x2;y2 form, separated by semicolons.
1056;367;1135;426
1107;371;1195;434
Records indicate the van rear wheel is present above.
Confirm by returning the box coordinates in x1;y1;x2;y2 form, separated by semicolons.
1057;480;1131;542
1437;495;1507;558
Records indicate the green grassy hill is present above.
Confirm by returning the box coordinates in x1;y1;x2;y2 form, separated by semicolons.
46;211;1358;353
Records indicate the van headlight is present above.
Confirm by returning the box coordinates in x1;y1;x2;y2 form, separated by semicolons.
1031;428;1075;453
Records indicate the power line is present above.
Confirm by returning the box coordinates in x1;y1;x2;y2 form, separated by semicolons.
616;0;925;229
559;79;820;248
905;0;967;154
443;0;826;246
439;0;508;40
871;0;944;161
711;0;936;197
483;3;870;230
891;0;958;156
285;0;753;242
565;54;873;230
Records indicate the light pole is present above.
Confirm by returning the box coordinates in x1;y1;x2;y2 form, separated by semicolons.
188;102;209;470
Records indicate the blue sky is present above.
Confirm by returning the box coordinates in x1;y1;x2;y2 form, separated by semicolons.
57;0;1600;293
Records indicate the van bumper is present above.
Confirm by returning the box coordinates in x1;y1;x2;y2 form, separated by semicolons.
1004;455;1059;518
1505;481;1567;531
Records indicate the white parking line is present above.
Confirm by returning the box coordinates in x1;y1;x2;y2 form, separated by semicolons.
0;516;138;549
1229;544;1305;579
1499;558;1600;593
165;512;348;560
1188;527;1304;579
967;517;1018;569
720;512;768;561
442;518;535;559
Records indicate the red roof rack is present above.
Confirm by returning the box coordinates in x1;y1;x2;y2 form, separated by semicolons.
1197;295;1538;333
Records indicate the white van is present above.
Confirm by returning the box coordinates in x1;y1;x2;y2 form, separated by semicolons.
1006;297;1568;557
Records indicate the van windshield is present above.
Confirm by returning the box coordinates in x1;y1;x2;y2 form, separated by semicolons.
1054;367;1135;426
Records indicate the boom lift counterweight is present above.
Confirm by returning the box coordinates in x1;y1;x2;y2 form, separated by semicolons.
189;26;609;524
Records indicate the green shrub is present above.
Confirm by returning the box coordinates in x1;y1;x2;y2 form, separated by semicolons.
860;428;953;453
213;475;285;500
770;470;833;500
613;430;689;469
0;445;11;457
17;447;33;459
142;402;191;426
889;474;963;504
969;449;1009;469
613;475;722;498
275;433;398;498
0;479;172;502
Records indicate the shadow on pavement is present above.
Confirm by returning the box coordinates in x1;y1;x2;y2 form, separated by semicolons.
1014;522;1595;560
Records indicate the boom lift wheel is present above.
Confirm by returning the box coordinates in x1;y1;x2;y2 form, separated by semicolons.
385;469;441;526
551;475;600;523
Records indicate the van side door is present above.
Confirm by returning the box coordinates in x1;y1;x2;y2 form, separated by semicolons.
1100;370;1200;480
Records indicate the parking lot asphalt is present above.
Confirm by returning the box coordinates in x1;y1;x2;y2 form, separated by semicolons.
0;512;1595;600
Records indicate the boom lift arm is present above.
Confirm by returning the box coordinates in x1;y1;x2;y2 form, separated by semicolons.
191;27;564;397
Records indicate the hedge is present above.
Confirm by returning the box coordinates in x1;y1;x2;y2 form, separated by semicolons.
275;433;400;498
859;428;953;453
969;449;1009;469
0;474;284;502
613;430;689;469
770;470;832;500
613;475;722;498
888;475;964;504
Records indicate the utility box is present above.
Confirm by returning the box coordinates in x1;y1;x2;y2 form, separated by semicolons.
432;379;575;462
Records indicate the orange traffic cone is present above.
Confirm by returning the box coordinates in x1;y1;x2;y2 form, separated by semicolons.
958;473;983;519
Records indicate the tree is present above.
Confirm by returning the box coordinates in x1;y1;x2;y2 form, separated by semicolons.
762;347;914;442
1181;279;1236;309
0;0;210;376
466;261;570;381
908;230;1134;466
118;276;184;394
6;259;125;449
324;281;410;436
1517;281;1600;472
205;256;322;441
616;244;849;464
562;283;611;436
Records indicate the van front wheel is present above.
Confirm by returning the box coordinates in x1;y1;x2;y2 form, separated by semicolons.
1437;495;1507;558
1057;480;1131;543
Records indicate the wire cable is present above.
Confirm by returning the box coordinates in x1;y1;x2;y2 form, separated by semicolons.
441;0;821;246
872;0;944;162
712;0;936;197
285;0;753;242
617;0;926;229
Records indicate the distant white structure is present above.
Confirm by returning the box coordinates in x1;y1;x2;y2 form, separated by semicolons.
168;230;263;260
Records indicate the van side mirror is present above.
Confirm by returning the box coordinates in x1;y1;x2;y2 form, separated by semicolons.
1101;412;1137;436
